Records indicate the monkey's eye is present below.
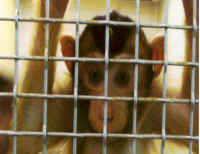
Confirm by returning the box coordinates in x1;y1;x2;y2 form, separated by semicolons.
88;70;103;85
114;71;130;86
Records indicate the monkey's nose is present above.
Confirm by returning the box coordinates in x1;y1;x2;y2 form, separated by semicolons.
100;113;113;122
100;103;113;122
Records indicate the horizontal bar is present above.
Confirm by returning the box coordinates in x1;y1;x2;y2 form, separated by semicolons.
0;131;198;140
0;17;198;30
0;92;199;104
0;56;198;67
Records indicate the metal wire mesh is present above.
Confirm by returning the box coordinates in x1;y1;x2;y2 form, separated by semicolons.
0;0;199;154
12;0;20;153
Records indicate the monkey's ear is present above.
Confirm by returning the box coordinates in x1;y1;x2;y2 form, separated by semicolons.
150;36;164;77
60;35;75;73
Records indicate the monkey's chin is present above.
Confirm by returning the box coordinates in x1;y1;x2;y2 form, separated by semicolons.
89;120;126;133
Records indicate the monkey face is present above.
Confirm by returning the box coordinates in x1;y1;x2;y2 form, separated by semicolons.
79;53;135;133
79;52;134;95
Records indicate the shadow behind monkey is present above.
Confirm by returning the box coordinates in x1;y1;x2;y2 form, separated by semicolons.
0;77;13;154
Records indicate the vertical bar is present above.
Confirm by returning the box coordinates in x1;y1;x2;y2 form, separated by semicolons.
73;0;80;154
13;0;20;153
132;0;140;154
161;0;169;154
43;0;50;153
188;0;197;153
103;0;110;154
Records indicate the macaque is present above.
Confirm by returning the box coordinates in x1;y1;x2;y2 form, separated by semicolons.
60;11;164;153
0;77;12;154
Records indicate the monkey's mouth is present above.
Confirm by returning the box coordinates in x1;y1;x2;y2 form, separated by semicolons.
89;117;127;133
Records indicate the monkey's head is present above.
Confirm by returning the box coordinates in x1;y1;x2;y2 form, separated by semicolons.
60;11;164;133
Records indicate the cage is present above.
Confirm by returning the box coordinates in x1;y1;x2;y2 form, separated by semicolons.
0;0;198;154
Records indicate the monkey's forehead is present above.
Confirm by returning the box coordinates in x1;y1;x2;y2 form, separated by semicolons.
79;11;140;57
79;24;135;58
90;10;135;53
